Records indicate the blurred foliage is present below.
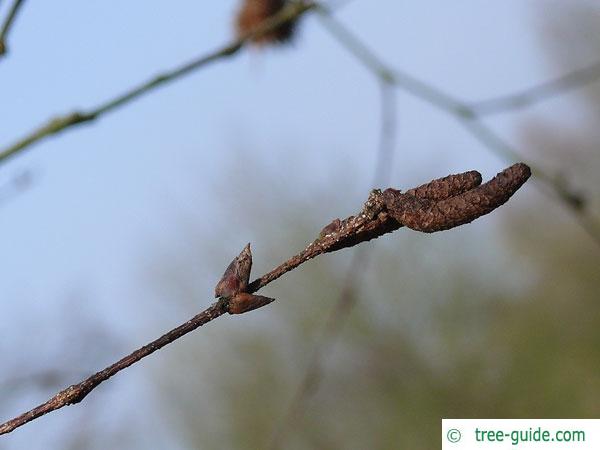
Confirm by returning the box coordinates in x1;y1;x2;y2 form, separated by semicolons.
142;2;600;449
151;182;599;449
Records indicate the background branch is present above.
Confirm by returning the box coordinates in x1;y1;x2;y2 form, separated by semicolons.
468;60;600;116
270;75;399;447
268;246;368;450
0;1;316;164
3;1;599;171
0;0;26;57
0;163;530;436
372;80;398;186
316;5;600;247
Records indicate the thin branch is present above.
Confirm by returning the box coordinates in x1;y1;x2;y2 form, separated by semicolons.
0;0;26;57
314;7;464;115
1;2;594;198
468;61;600;116
272;165;535;447
0;302;229;436
0;163;530;436
316;6;600;247
0;1;316;164
456;114;600;246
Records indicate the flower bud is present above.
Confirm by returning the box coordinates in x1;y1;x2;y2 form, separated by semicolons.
215;244;252;299
228;292;275;314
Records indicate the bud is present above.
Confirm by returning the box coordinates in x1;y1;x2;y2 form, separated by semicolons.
215;244;252;299
228;292;275;315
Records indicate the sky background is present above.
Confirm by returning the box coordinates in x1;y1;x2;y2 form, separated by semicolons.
1;1;598;449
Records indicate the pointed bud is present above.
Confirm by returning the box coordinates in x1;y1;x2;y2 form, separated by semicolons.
215;244;252;299
228;292;275;315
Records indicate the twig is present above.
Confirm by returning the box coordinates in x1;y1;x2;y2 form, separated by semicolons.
0;163;531;436
468;61;600;116
0;302;229;436
0;1;316;163
315;6;600;247
0;0;26;57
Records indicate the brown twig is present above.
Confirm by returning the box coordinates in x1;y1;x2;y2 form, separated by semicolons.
0;1;316;163
0;0;26;57
0;301;229;435
0;163;530;436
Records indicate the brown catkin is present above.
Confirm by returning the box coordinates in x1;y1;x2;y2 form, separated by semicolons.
383;163;531;233
235;0;296;44
405;170;483;201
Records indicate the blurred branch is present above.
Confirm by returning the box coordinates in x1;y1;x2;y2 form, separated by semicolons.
459;119;600;246
372;80;398;186
0;0;26;57
0;1;316;164
0;302;229;436
0;163;530;435
316;6;600;247
268;246;367;450
271;76;399;447
469;61;600;116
